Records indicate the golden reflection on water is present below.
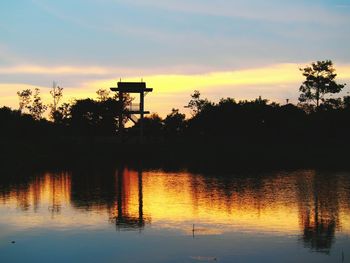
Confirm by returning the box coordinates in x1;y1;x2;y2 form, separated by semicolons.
0;173;71;212
0;168;349;248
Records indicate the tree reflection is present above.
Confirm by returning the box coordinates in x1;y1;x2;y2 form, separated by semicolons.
0;171;70;214
296;171;341;253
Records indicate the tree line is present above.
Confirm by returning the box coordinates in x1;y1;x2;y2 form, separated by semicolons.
1;60;349;141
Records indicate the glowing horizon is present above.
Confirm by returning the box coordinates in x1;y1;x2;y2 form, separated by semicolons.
1;62;349;117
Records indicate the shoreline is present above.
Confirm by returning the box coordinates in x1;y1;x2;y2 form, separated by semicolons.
1;137;349;173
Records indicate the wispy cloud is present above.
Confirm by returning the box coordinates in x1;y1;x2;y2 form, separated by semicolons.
0;64;228;77
30;0;180;42
117;0;349;24
0;65;111;75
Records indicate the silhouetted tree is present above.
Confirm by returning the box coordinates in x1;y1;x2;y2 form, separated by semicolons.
297;102;316;114
320;98;343;111
96;89;111;102
299;60;345;109
70;98;119;135
0;107;20;137
186;90;212;115
343;96;350;109
164;108;186;137
53;102;71;126
0;106;52;139
17;89;32;113
132;113;163;137
49;82;63;121
27;88;47;120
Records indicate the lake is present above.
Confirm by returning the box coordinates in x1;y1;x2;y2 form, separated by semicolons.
0;167;349;262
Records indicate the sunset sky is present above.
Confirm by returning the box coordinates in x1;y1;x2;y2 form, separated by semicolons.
1;0;350;116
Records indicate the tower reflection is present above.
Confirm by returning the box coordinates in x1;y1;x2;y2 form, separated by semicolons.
111;168;148;230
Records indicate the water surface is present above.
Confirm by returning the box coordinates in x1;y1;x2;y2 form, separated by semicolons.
0;168;349;262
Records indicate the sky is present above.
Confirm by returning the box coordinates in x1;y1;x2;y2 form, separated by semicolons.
1;0;350;117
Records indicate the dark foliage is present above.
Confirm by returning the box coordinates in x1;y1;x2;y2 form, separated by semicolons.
2;93;350;142
69;98;120;136
0;106;53;139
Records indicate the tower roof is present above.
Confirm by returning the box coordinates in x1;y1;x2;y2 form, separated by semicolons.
110;82;153;93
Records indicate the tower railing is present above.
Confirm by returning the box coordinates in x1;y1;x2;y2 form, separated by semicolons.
124;103;140;112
